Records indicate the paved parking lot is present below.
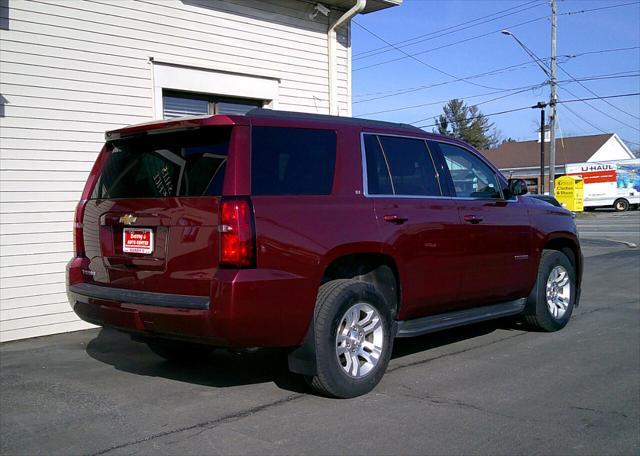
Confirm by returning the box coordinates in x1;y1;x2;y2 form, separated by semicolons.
576;209;640;247
1;211;639;455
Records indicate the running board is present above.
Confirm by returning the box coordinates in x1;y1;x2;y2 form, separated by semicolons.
396;298;527;338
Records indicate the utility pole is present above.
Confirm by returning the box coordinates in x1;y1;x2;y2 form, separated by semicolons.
548;0;558;195
539;105;546;194
533;101;546;194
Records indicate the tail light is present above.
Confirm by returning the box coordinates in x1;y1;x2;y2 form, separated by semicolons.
73;199;87;257
219;197;256;268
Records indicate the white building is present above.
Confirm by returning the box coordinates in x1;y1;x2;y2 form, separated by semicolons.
480;133;636;193
0;0;400;342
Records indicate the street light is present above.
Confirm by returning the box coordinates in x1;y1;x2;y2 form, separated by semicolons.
501;29;558;196
500;30;551;77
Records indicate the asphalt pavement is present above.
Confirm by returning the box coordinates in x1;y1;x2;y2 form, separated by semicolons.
1;211;639;455
576;209;640;247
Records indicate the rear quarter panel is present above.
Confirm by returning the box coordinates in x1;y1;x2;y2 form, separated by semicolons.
251;195;379;345
246;123;382;346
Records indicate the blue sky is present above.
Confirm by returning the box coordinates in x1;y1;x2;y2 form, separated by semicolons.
351;0;640;150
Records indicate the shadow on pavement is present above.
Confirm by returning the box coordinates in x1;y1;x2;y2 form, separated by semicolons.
391;319;515;359
86;329;309;392
86;317;520;394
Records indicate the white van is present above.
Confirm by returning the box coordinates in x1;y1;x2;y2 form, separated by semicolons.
565;159;640;211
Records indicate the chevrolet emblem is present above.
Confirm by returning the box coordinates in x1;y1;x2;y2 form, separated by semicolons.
119;214;137;225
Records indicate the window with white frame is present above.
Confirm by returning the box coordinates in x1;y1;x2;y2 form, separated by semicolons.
162;90;263;119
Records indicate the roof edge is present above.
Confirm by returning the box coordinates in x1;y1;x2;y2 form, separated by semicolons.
318;0;402;14
246;108;423;132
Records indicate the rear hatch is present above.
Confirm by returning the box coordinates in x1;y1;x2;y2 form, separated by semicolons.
82;127;231;296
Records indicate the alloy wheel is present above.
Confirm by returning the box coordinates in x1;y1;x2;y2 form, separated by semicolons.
335;302;384;378
545;265;571;319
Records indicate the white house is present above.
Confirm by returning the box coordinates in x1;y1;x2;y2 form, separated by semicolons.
0;0;401;342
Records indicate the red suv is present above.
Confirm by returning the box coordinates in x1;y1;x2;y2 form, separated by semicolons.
67;109;582;398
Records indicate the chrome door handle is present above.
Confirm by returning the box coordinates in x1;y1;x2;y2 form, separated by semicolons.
383;215;409;225
463;215;483;224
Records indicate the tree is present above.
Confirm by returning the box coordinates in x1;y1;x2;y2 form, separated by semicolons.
434;99;501;149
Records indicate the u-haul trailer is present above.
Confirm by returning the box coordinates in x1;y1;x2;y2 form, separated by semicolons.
565;159;640;211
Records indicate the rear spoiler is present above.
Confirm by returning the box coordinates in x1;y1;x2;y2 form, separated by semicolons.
105;114;245;141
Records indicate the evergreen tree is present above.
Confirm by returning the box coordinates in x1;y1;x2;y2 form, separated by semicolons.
434;99;501;149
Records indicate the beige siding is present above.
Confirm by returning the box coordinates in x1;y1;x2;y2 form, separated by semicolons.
0;0;351;342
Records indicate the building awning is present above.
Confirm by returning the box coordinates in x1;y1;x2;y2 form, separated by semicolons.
320;0;401;14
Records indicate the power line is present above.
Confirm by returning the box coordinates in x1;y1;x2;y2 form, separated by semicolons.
559;93;640;104
408;87;540;124
560;105;640;146
415;106;532;129
354;0;543;60
558;80;639;132
358;71;640;116
353;48;640;102
559;104;608;134
353;2;640;71
354;16;549;72
358;84;543;117
523;39;640;122
352;21;503;91
557;64;640;120
355;1;638;62
354;72;639;117
496;41;640;133
563;45;640;59
559;1;640;16
558;72;640;83
354;59;546;103
557;104;591;135
413;93;640;129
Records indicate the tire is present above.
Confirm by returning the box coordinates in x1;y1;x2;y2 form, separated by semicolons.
614;198;630;212
145;338;213;363
308;279;394;398
524;250;576;332
584;206;595;212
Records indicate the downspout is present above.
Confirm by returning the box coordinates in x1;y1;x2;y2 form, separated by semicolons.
328;0;366;115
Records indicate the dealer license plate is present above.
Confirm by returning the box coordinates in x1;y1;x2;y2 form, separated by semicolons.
123;227;154;254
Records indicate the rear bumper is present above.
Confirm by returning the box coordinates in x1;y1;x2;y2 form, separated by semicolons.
67;259;315;348
69;283;209;310
67;282;221;345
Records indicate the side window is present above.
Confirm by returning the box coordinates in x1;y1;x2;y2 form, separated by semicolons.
377;136;441;196
363;134;393;195
251;127;336;195
438;143;501;199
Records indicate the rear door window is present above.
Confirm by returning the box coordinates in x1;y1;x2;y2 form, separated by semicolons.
251;126;336;195
92;128;230;199
363;134;393;195
364;134;441;197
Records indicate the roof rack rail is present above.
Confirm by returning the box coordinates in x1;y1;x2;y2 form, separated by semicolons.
245;108;423;133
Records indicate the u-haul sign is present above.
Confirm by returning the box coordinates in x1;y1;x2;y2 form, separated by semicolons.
566;162;616;184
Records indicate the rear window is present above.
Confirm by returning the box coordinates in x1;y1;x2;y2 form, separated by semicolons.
92;128;230;199
251;126;336;195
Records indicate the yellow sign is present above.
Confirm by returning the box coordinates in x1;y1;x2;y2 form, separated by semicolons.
555;175;584;212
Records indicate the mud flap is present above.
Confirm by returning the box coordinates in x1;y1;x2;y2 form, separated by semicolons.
287;320;317;376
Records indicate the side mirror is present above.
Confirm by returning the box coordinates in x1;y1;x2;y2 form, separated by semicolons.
507;178;528;197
